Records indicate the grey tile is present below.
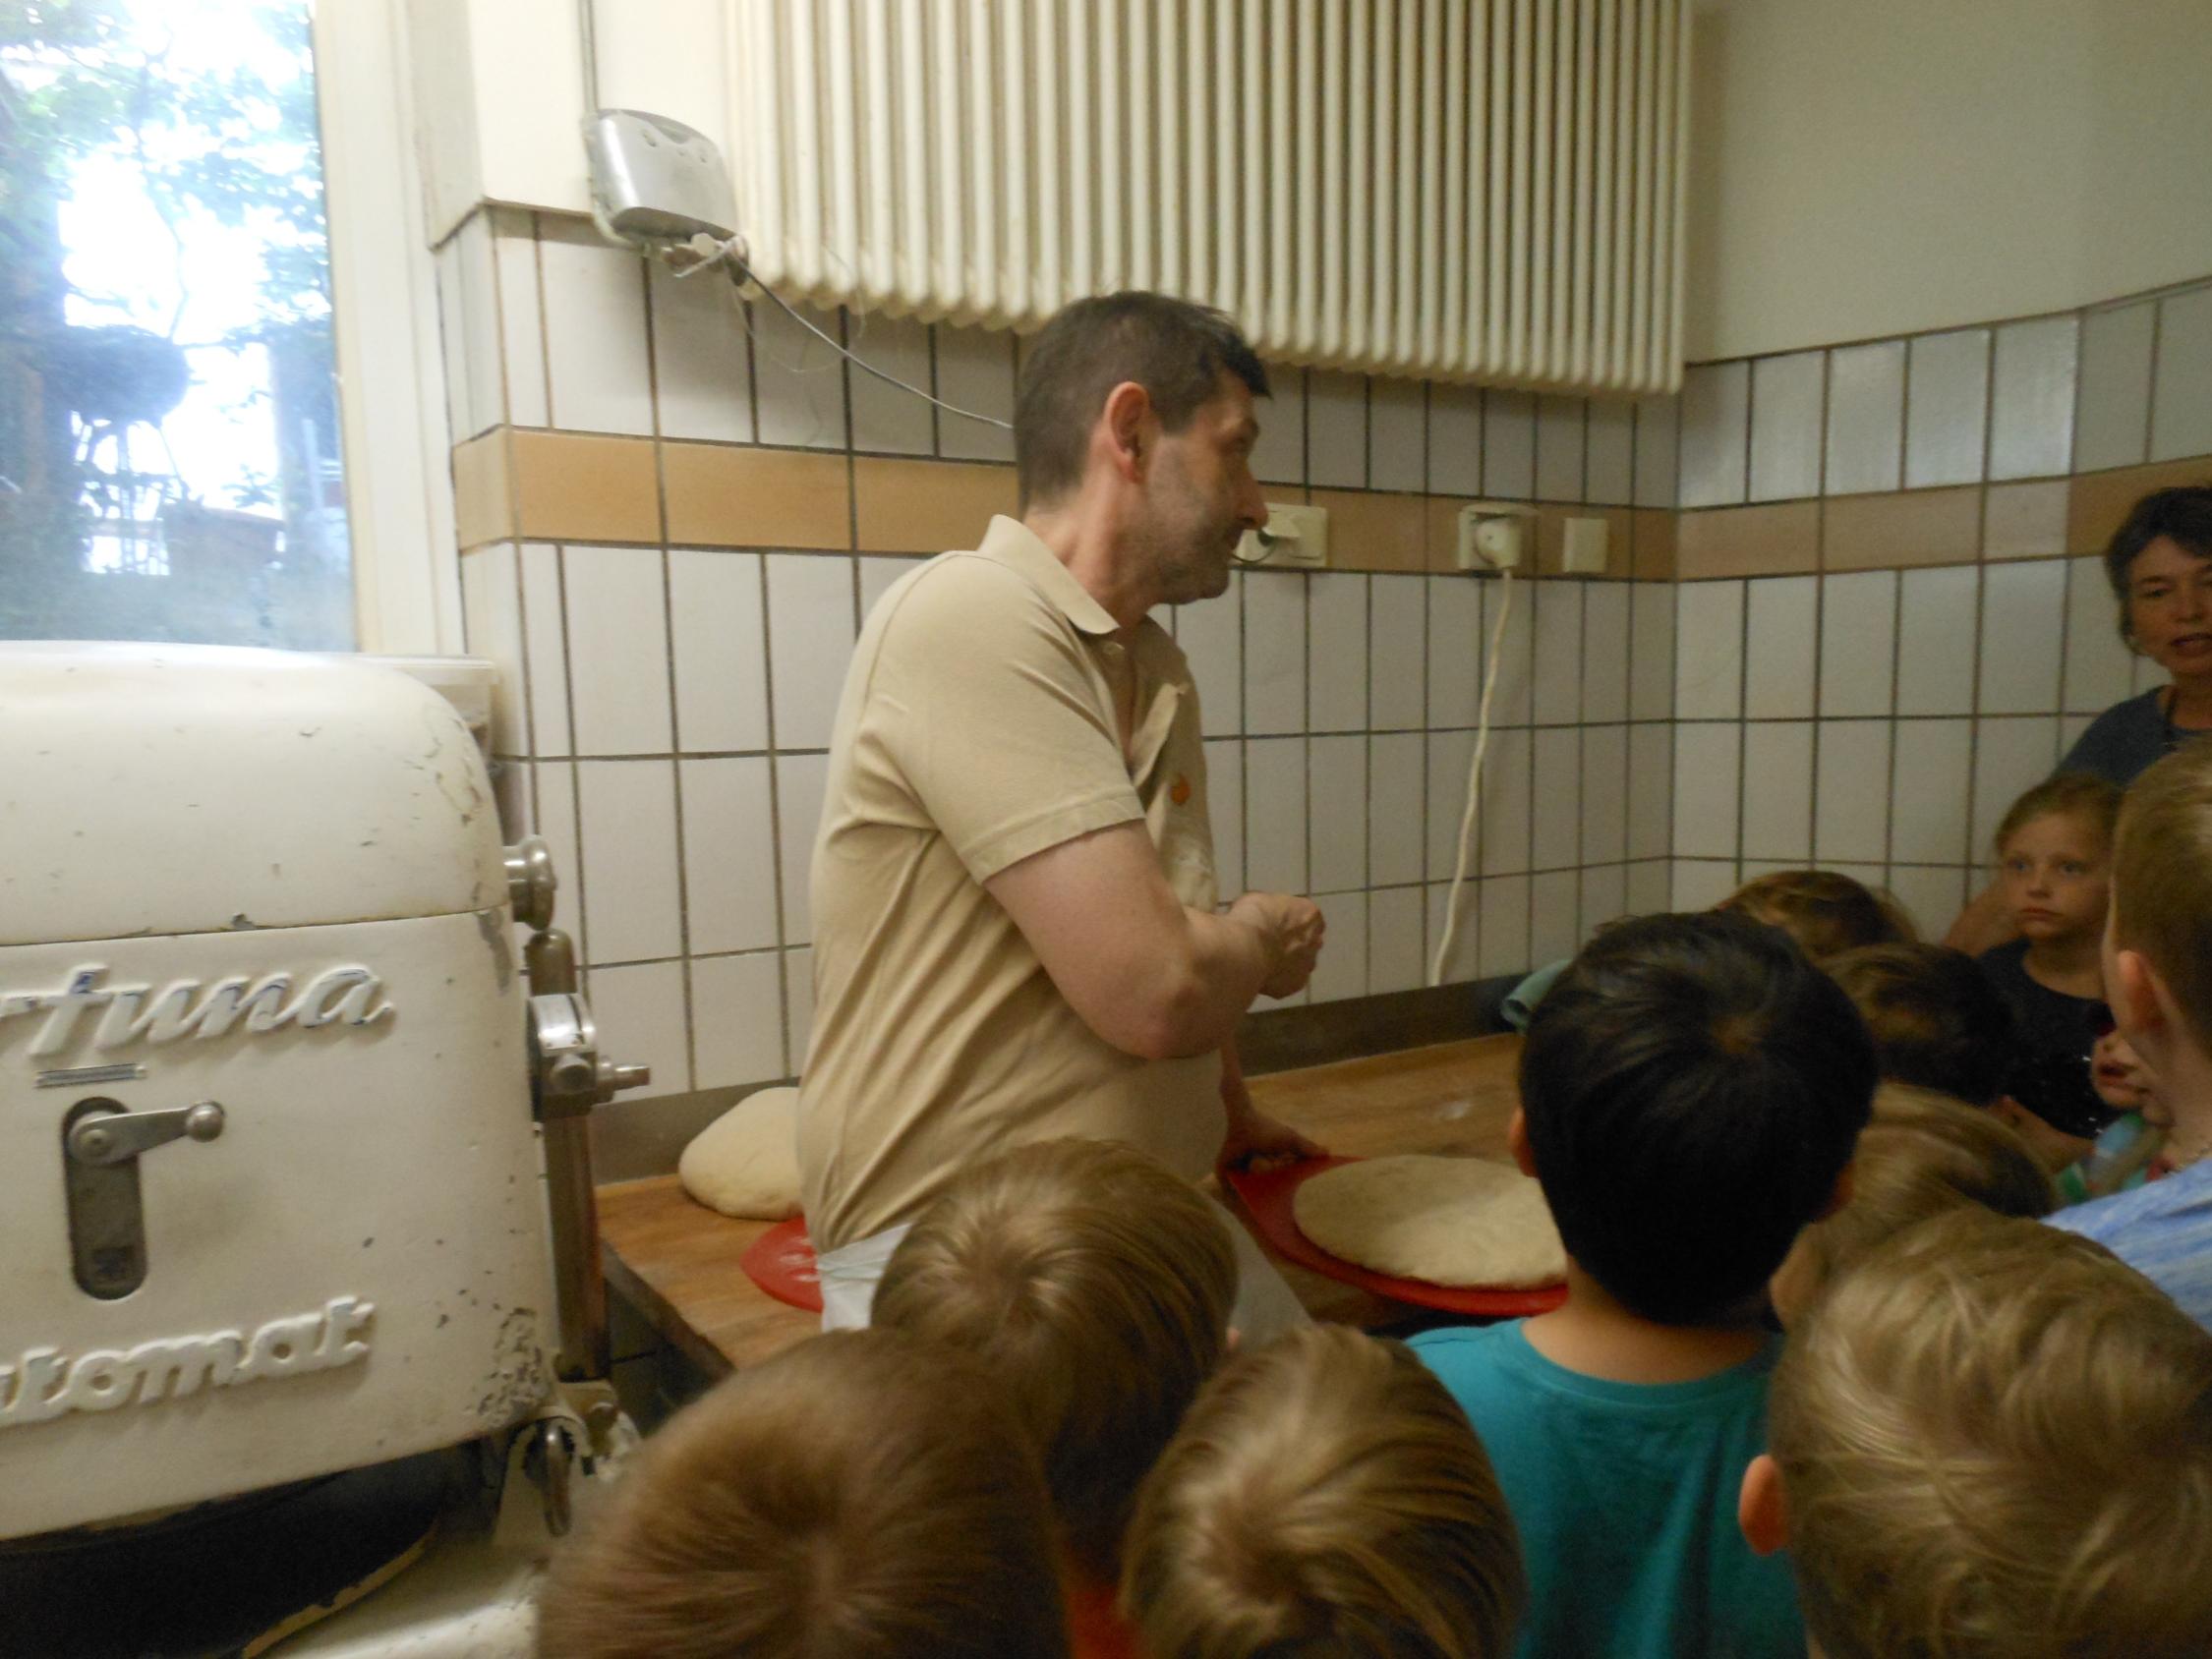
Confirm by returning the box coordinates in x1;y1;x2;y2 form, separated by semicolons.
1587;399;1636;505
1428;383;1484;495
1252;366;1307;485
1988;316;2078;482
1748;352;1824;502
1536;394;1588;501
2074;299;2156;473
1484;390;1538;500
1905;329;1990;488
1369;378;1427;491
2151;285;2212;463
1308;371;1368;488
1823;340;1905;496
1633;393;1680;508
1678;361;1749;508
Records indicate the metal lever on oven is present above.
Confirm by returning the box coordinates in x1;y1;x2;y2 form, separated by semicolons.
65;1100;225;1167
61;1098;227;1300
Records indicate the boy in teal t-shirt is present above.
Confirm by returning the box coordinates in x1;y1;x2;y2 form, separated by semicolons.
1414;912;1876;1659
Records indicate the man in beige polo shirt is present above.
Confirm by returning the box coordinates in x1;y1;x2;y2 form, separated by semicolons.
796;292;1327;1331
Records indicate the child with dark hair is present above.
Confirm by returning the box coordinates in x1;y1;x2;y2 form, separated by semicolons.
1713;869;1916;962
1824;942;2015;1108
1413;912;1876;1659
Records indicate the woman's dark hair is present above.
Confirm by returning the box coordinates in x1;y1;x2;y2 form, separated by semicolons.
1518;912;1877;1326
2104;485;2212;645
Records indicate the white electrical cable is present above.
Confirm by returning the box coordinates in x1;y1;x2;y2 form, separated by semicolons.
664;234;1016;431
1430;567;1515;986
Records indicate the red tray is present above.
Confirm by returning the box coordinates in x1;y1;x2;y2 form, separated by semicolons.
1224;1156;1566;1319
740;1217;824;1313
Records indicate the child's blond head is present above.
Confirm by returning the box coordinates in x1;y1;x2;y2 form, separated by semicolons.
1995;771;2123;857
872;1137;1236;1573
535;1328;1067;1659
2112;743;2212;1055
1769;1084;2054;1324
1767;1209;2212;1659
1123;1324;1525;1659
1716;869;1915;961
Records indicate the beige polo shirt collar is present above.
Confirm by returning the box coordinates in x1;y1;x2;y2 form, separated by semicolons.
972;515;1191;794
974;514;1122;636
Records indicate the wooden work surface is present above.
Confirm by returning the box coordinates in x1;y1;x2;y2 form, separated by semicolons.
597;1033;1524;1377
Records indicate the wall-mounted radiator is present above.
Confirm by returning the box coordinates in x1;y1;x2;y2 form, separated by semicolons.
728;0;1687;394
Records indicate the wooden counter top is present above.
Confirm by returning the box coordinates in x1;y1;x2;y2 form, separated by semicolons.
598;1033;1523;1377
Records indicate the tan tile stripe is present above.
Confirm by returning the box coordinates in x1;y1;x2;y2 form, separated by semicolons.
1675;501;1820;579
665;441;848;548
1821;486;1980;573
853;457;1019;552
456;428;2209;578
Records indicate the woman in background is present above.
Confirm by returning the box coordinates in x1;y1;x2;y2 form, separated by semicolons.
1948;485;2212;952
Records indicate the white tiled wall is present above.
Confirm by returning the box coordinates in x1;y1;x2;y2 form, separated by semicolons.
1664;277;2212;935
1670;565;2155;934
445;210;1688;1116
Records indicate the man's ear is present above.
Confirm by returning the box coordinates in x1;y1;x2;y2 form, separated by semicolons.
1738;1454;1790;1557
1507;1108;1537;1178
1101;380;1154;482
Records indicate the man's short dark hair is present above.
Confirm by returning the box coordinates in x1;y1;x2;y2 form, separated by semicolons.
1014;292;1269;510
1519;912;1877;1326
2103;485;2212;643
1824;943;2016;1108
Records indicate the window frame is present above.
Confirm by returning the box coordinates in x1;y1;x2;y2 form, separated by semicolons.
315;0;462;655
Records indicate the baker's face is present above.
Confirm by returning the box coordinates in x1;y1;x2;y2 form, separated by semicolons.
2124;537;2212;681
1140;376;1266;605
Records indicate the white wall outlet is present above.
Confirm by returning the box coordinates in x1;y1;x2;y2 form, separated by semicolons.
1240;501;1328;568
1561;515;1610;574
1455;504;1534;571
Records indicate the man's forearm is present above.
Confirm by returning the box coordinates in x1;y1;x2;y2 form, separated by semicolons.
1143;907;1273;1058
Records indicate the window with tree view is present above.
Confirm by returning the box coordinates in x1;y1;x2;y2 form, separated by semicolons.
2;0;351;649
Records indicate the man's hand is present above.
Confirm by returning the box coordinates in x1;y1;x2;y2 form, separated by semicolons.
1216;1040;1326;1173
1217;1103;1326;1173
1228;890;1325;999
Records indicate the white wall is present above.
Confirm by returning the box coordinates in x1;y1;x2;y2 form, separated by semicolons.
410;0;728;242
1686;0;2212;362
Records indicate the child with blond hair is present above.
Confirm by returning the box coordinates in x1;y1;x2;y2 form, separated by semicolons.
1417;911;1876;1658
1976;773;2126;1169
2049;743;2212;1326
1123;1324;1525;1659
1768;1083;2053;1325
534;1328;1068;1659
1743;1209;2212;1658
872;1137;1236;1657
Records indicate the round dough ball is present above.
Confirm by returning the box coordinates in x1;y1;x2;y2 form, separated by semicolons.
1292;1155;1565;1289
678;1086;802;1221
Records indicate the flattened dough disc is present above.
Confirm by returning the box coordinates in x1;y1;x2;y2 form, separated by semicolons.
1292;1154;1565;1289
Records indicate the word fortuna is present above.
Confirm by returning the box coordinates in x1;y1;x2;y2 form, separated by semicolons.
0;964;393;1057
0;1297;375;1429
